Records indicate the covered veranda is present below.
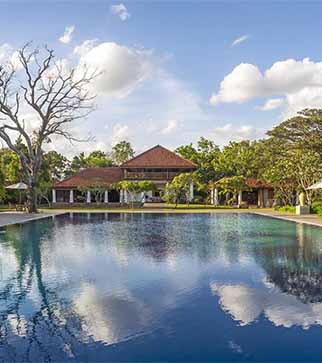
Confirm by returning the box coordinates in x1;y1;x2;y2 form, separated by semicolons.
210;178;274;208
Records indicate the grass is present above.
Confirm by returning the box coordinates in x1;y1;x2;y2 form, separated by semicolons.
165;204;235;209
42;203;253;214
0;205;11;212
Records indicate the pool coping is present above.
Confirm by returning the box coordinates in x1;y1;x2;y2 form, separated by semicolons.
0;211;66;228
251;211;322;228
1;209;322;229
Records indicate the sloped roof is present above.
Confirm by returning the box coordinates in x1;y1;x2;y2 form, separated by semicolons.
54;168;123;189
121;145;197;168
246;178;273;189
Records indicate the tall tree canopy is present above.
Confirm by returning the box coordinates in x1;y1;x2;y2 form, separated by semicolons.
112;141;135;165
176;137;221;185
267;109;322;157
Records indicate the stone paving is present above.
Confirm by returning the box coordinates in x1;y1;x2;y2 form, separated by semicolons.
0;212;64;228
1;209;322;228
252;210;322;227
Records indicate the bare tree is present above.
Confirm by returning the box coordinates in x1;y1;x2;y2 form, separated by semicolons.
0;43;96;212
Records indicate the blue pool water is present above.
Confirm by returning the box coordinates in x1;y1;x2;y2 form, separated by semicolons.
1;212;322;362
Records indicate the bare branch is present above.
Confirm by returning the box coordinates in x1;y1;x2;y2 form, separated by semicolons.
0;43;97;212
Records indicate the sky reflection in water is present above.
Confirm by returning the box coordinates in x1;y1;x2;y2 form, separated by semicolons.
1;212;322;362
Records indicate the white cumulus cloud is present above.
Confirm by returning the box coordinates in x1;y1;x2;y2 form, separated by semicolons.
231;35;249;47
59;25;75;44
0;44;23;70
78;42;153;97
73;39;98;57
160;119;179;135
210;57;322;117
109;123;131;145
211;282;322;329
212;123;264;145
110;3;130;21
257;98;284;111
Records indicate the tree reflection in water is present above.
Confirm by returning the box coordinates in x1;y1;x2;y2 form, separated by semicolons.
255;223;322;304
0;219;86;362
2;213;322;361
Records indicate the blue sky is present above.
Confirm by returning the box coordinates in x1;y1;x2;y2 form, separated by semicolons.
1;1;322;155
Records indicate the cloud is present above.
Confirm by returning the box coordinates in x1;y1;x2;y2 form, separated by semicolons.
73;39;98;57
78;42;153;97
211;282;322;329
110;3;130;21
0;44;23;70
257;98;284;111
231;35;249;47
160;119;179;135
212;123;264;144
109;123;131;145
59;25;75;44
0;43;12;62
210;57;322;117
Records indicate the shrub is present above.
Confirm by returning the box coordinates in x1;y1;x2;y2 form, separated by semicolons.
192;195;204;204
311;201;322;216
274;205;296;214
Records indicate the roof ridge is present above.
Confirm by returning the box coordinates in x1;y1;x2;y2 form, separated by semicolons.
120;145;161;167
120;144;197;167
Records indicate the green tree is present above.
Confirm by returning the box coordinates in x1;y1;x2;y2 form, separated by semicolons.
267;109;322;157
176;137;221;185
67;152;88;175
163;173;195;207
213;176;249;205
0;168;6;201
216;140;260;178
86;151;113;168
112;141;135;165
0;148;21;183
264;109;322;205
43;151;69;181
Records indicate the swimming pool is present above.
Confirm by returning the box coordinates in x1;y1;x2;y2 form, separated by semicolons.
1;212;322;361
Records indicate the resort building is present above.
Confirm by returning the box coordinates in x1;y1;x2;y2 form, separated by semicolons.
52;145;197;206
211;178;274;208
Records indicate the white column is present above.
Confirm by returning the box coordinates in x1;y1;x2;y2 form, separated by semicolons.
214;188;219;206
86;191;91;203
263;189;269;207
52;189;56;204
238;190;242;206
69;190;74;204
124;189;128;203
120;189;124;203
189;182;194;201
104;190;109;203
210;188;214;205
141;191;145;203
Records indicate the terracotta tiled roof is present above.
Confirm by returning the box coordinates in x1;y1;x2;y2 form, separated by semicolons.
121;145;197;168
54;168;123;189
246;178;273;189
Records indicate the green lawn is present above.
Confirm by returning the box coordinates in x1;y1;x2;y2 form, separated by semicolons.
165;204;235;209
0;205;11;212
43;203;251;214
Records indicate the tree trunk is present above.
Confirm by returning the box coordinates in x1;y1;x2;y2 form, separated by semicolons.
26;185;38;213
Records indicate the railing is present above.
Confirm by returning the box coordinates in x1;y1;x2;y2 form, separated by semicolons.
125;171;182;180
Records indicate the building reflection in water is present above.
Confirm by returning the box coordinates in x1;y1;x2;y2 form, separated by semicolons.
1;213;322;362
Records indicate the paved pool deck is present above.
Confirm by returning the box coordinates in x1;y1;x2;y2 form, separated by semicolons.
1;209;322;228
0;211;65;228
252;210;322;227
